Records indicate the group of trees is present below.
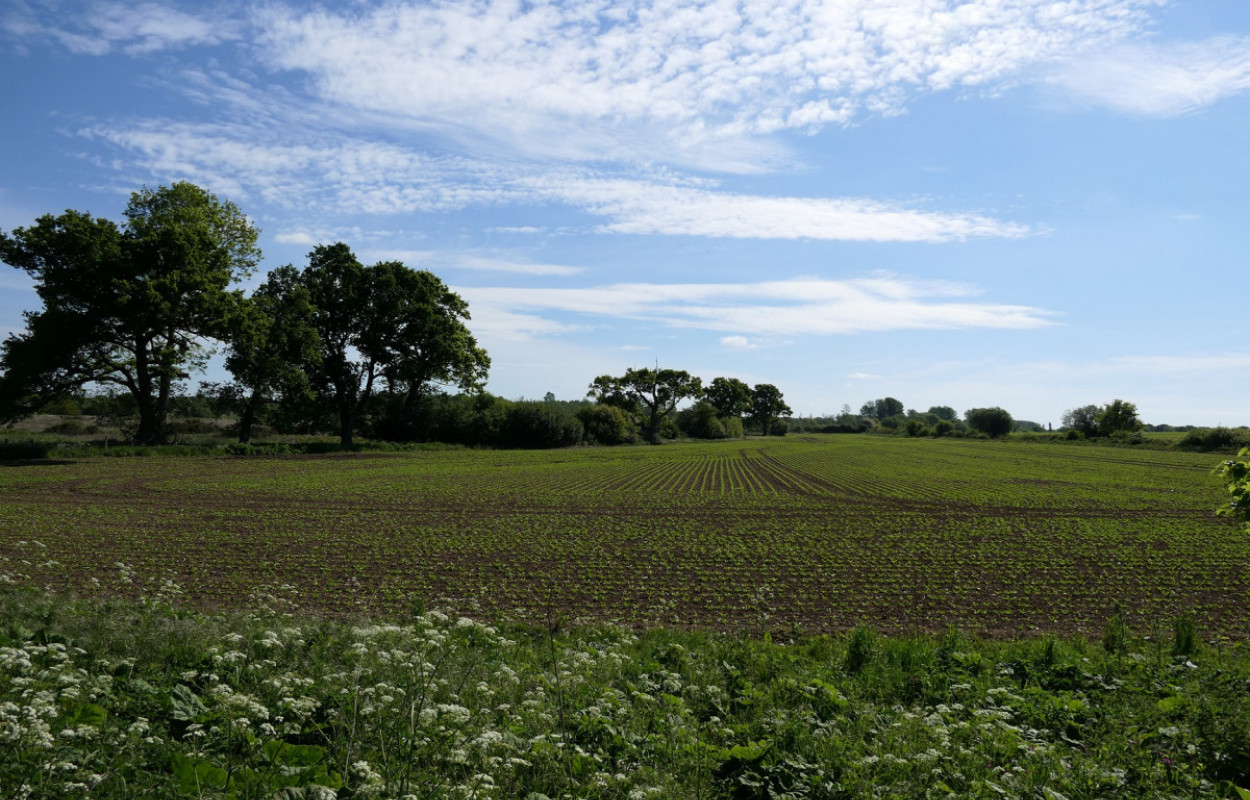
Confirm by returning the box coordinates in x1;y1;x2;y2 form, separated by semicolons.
796;397;1018;438
0;182;1168;453
1061;399;1142;439
0;183;795;450
0;183;488;446
588;368;792;442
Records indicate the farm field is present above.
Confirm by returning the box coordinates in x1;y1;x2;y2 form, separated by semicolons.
0;435;1243;636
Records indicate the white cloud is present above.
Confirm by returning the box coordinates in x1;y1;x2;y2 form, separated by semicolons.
251;0;1157;164
488;226;545;235
273;231;319;246
1050;37;1250;116
451;255;585;276
83;123;1030;242
720;335;757;350
545;178;1030;241
4;2;238;55
459;276;1057;339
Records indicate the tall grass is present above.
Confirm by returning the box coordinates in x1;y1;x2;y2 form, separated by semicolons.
1;579;1247;798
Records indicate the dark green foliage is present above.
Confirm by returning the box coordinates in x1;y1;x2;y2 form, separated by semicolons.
1063;404;1101;437
576;403;637;445
823;412;872;433
0;183;261;444
1102;605;1130;657
927;405;957;421
677;400;729;439
223;264;321;443
860;397;904;420
748;383;791;435
1099;399;1143;436
904;418;929;437
1172;614;1199;658
298;244;489;447
1064;400;1143;439
1180;427;1250;452
588;367;701;442
704;377;752;419
1215;447;1250;530
965;406;1014;438
498;401;583;449
844;625;876;675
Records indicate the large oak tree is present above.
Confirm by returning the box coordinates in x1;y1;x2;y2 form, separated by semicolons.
0;183;260;444
588;367;701;442
297;243;490;448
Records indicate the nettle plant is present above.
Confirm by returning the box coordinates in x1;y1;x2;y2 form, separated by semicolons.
1215;447;1250;530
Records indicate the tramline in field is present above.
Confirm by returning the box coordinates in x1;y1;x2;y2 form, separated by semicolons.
0;435;1242;635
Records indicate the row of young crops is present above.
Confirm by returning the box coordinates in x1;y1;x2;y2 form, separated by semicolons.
0;436;1243;636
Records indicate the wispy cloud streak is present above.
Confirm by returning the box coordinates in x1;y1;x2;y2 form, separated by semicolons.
461;276;1058;340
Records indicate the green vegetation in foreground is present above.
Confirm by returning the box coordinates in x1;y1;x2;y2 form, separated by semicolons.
2;584;1249;799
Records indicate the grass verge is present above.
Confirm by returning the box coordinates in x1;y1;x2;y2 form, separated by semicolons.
1;584;1248;798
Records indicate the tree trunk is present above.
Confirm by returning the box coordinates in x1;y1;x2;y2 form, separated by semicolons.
133;402;168;445
237;390;262;444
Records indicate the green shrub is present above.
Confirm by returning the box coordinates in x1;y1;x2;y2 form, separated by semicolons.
904;419;928;437
577;404;637;445
44;419;89;436
1177;427;1250;453
0;441;52;459
676;401;729;439
498;402;583;449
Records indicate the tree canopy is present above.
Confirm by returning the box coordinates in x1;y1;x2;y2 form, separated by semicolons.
748;383;792;435
965;406;1014;438
588;367;702;442
0;182;261;443
290;243;490;448
704;377;752;419
1062;400;1142;438
861;397;904;421
222;264;320;444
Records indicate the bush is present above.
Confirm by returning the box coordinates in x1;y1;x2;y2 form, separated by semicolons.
40;396;83;415
658;416;682;440
44;419;89;436
965;407;1014;438
577;404;637;446
768;420;789;437
498;402;583;449
1177;427;1250;453
677;401;730;440
723;416;744;439
904;419;929;437
0;441;53;459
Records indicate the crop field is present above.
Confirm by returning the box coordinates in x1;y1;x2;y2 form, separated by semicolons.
0;435;1244;636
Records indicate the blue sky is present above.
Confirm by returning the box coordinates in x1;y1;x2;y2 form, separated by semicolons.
2;0;1249;427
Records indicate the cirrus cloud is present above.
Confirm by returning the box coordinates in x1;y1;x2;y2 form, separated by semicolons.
460;275;1058;342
